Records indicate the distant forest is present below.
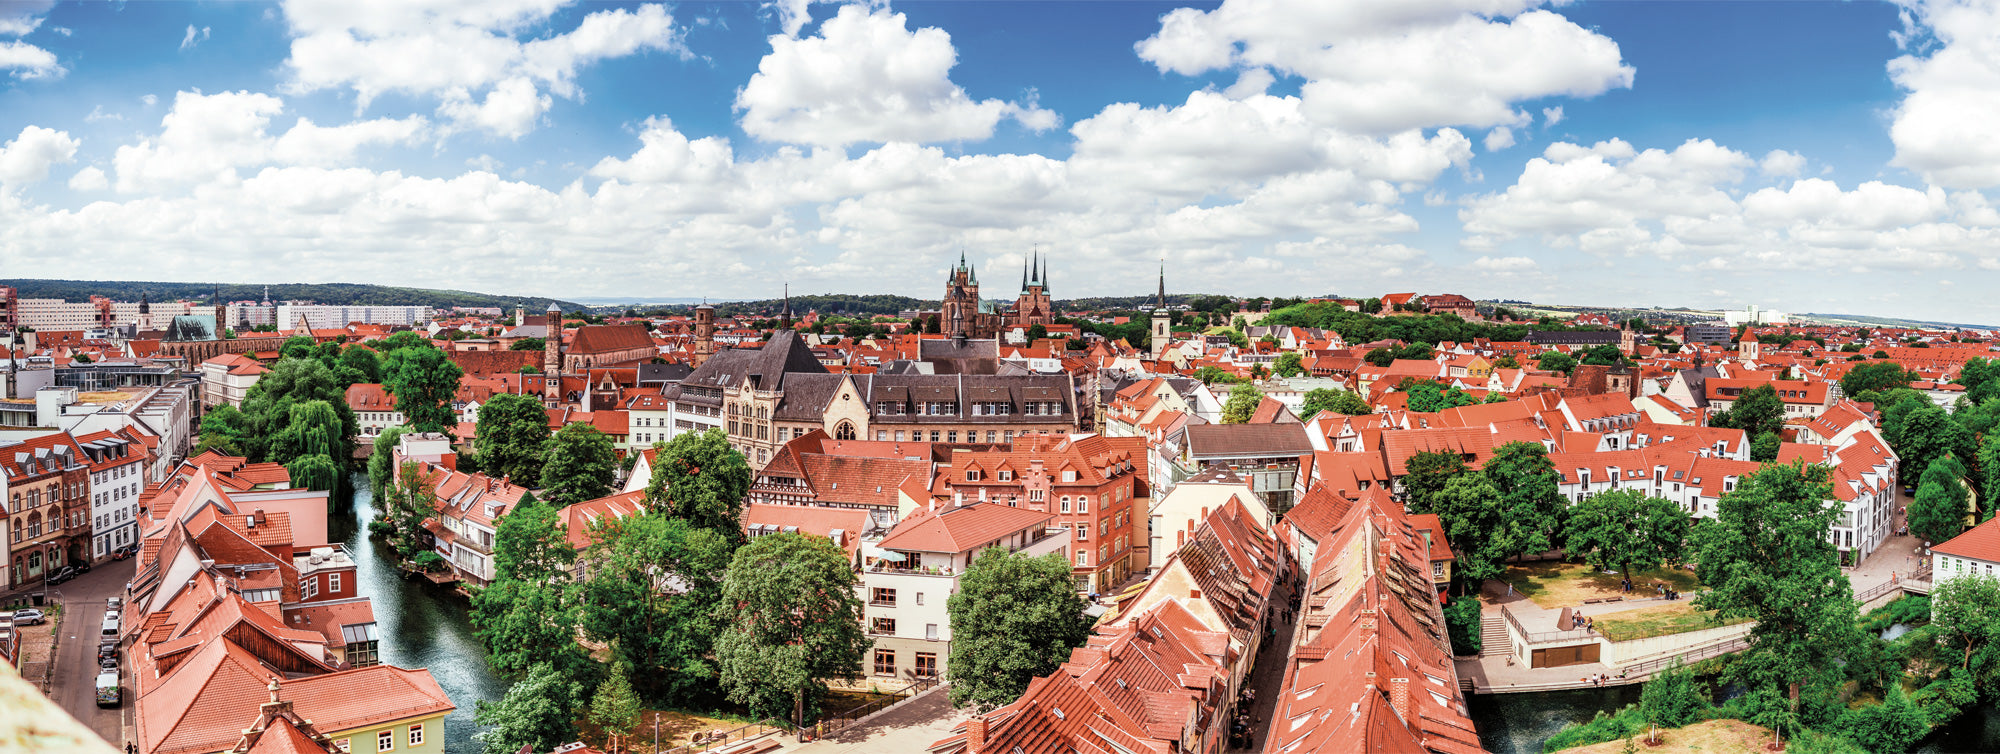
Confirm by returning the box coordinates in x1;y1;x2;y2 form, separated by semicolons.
640;294;932;318
1;280;583;312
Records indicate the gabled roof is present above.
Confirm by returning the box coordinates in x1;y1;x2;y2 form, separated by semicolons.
876;502;1053;555
1935;515;2000;563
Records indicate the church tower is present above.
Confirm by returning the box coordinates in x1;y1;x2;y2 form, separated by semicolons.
543;302;563;403
1150;263;1172;361
137;293;153;332
941;252;981;339
213;287;226;332
1013;248;1053;329
780;284;793;331
693;302;717;367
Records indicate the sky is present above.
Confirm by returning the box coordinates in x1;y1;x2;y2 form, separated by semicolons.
0;0;1997;322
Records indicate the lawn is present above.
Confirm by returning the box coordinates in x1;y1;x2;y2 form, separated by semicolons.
1553;719;1775;754
1591;601;1749;642
1496;561;1702;609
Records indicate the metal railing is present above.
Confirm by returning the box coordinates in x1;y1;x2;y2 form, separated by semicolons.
1621;637;1749;678
1502;604;1599;644
798;674;945;742
658;719;788;754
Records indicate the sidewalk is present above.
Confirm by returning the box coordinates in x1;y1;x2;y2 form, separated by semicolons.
1235;576;1300;752
782;685;968;753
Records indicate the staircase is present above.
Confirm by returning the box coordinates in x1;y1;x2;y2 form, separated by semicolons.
1480;614;1510;657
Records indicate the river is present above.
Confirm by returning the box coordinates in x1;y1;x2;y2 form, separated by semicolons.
331;473;508;754
1469;684;2000;753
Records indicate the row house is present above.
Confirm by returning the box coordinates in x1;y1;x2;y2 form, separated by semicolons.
747;430;937;527
1932;516;2000;588
76;428;145;560
1705;377;1832;419
2;432;90;587
861;502;1068;683
1268;487;1482;754
395;433;527;586
928;599;1232;754
1183;422;1314;514
1147;465;1267;571
942;434;1150;593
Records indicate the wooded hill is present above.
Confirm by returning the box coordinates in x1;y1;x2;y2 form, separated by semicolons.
1;280;582;312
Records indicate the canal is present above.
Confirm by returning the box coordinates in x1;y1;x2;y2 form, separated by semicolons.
331;473;508;754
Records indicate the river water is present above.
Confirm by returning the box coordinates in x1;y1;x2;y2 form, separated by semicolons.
331;473;508;754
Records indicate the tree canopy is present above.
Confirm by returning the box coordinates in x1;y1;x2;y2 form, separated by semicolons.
1401;451;1467;515
1910;454;1971;546
644;429;753;539
579;514;735;705
475;393;552;485
1841;360;1914;397
1220;383;1264;424
1710;384;1784;442
539;422;617;508
470;494;591;683
1562;489;1689;576
1298;388;1370;419
947;547;1091;708
473;662;585;754
715;533;873;723
1403;380;1476;412
382;342;464;435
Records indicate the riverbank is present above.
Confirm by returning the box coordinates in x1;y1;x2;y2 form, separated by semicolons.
1551;720;1772;754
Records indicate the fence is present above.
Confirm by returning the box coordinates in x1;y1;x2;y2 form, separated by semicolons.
798;674;945;742
1621;637;1748;678
658;719;787;754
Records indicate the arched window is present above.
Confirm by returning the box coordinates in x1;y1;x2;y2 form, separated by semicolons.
834;422;856;441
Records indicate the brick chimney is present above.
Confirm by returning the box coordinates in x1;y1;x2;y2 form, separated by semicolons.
1389;677;1410;723
965;717;988;754
1359;608;1377;633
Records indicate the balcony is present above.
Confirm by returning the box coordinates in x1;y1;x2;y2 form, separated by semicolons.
867;562;957;578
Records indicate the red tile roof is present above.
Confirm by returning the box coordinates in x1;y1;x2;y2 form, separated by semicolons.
1935;514;2000;562
876;502;1053;554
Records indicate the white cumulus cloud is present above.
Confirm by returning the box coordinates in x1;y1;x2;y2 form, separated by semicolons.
736;4;1057;147
67;165;105;192
0;125;78;187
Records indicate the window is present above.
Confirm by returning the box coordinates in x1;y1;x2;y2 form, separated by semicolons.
915;652;938;678
336;740;351;753
408;725;424;747
873;649;896;676
1077;551;1089;567
1075;524;1087;541
1077;496;1088;513
1060;496;1071;513
329;573;342;593
926;623;939;641
998;470;1013;482
965;469;981;481
871;587;897;607
377;730;394;751
872;617;896;635
914;592;925;606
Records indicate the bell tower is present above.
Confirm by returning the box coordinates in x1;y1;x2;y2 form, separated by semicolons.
694;302;717;367
543;302;563;403
1150;262;1172;362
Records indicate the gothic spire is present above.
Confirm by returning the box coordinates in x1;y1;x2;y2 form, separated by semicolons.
1021;252;1029;293
1155;260;1167;311
1041;252;1049;295
781;283;793;330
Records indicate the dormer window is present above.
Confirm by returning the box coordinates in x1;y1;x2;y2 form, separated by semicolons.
998;470;1014;482
965;469;981;482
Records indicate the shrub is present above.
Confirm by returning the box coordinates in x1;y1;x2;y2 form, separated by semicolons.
1444;596;1482;655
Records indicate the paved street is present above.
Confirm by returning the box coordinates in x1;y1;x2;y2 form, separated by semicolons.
44;562;135;749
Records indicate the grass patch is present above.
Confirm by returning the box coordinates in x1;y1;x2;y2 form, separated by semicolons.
1592;601;1749;642
574;707;764;754
1498;561;1702;609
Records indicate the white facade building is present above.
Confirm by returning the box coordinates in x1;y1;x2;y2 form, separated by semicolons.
1931;516;2000;587
276;304;433;330
78;432;144;560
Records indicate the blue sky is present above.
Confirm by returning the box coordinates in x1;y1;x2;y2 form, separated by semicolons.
0;0;1995;323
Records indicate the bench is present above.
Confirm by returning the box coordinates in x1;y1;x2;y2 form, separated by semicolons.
1582;597;1620;605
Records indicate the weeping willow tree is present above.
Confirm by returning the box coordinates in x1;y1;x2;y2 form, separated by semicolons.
273;400;344;492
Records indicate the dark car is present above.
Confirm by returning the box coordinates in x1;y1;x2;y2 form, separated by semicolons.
98;654;118;671
46;566;77;585
75;561;90;574
97;642;117;661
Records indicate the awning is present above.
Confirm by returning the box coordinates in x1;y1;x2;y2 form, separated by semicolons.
865;546;907;562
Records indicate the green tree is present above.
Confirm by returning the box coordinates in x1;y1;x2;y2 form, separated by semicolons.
644;429;754;538
381;461;440;562
367;425;411;503
539;422;617;508
1221;383;1264;424
1192;366;1239;385
194;405;252;457
1298;388;1370;419
1273;351;1305;378
1364;347;1396;368
284;454;340;492
1404;381;1475;412
579;514;734;705
1025;323;1048;342
1690;462;1860;734
1639;660;1708;743
1536;351;1576;375
1929;574;2000;695
1402;451;1467;515
1485;441;1569;559
589;661;643;752
338;345;382;385
240;357;357;465
1444;595;1482;655
716;533;873;723
473;662;584;754
509;337;545;351
1911;454;1972;547
1493;355;1520;369
1433;473;1511;581
947;548;1091;708
1580;343;1625;366
1360;297;1383;314
1841;360;1914;397
1751;431;1781;463
270;399;343;467
382;343;464;435
475;393;552;485
1837;683;1928;754
1563;489;1689;577
1894;404;1973;483
1980;434;2000;519
1710;384;1784;441
470;494;590;681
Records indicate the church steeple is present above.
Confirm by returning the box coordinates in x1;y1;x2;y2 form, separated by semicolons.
1155;262;1166;310
781;283;793;330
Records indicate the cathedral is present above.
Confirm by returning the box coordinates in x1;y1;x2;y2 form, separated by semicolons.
938;249;1058;339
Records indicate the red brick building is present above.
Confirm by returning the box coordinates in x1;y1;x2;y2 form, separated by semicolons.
941;434;1150;593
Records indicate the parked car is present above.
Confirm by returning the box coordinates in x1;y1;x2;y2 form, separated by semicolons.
10;609;44;626
97;642;117;661
110;546;132;561
105;597;121;612
46;567;77;585
94;672;120;707
75;561;90;574
98;655;117;671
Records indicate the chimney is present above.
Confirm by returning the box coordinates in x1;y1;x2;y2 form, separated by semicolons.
1389;678;1410;723
1188;588;1201;599
965;717;988;754
1359;608;1377;633
439;452;458;471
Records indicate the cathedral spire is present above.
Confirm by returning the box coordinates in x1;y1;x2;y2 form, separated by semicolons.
1155;260;1166;310
781;283;793;330
1041;252;1049;295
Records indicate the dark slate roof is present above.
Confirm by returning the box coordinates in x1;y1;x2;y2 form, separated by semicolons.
1525;330;1621;346
918;338;1000;375
1185;423;1314;460
858;373;1076;425
674;330;828;394
637;362;692;385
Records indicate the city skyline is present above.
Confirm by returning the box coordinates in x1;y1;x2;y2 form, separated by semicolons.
0;1;1995;322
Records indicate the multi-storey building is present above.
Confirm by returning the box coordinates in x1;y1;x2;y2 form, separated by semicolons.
941;434;1149;593
1;432;89;586
395;433;526;587
198;353;267;407
275;304;433;330
76;428;145;561
862;502;1067;682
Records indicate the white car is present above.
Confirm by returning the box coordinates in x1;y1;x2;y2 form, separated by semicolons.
9;609;44;626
